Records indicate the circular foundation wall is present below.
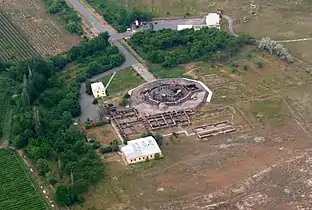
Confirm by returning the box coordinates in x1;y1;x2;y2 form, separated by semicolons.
130;78;210;115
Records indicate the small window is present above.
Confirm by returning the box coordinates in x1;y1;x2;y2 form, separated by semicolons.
130;159;132;162
134;158;136;161
139;158;141;160
97;91;99;93
150;155;153;158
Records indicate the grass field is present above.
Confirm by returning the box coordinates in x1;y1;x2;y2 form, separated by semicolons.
0;149;47;210
1;0;81;58
149;65;193;79
99;67;145;96
0;12;39;62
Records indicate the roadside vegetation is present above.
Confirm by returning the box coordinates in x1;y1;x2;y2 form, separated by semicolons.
0;149;47;210
0;32;124;206
43;0;83;35
129;28;253;68
86;0;152;32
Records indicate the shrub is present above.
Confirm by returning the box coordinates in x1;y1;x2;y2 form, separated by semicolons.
85;124;92;129
100;146;113;154
92;99;98;104
154;153;162;160
256;61;264;68
96;121;104;126
92;141;101;149
172;132;178;138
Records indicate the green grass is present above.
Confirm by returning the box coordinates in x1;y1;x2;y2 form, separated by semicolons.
99;67;145;95
250;99;288;125
149;65;193;79
0;149;48;210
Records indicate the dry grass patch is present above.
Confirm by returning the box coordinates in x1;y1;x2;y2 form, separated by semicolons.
84;125;118;145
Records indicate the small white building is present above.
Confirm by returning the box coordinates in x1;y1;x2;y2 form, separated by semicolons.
121;136;162;164
91;82;105;98
177;24;193;31
205;13;221;29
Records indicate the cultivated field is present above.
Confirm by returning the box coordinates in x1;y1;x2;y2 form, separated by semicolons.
0;12;39;62
0;149;47;210
74;50;312;210
1;0;81;58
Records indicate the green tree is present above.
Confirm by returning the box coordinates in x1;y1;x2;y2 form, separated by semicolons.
37;159;50;176
55;186;78;206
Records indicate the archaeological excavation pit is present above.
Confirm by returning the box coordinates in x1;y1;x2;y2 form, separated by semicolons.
130;78;212;115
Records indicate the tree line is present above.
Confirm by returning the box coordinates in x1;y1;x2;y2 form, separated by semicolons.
42;0;83;35
0;33;124;206
86;0;152;32
53;33;124;82
129;28;253;68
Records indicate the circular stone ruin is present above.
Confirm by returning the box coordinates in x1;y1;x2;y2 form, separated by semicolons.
130;78;212;115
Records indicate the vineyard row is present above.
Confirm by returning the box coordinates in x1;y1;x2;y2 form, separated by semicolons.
0;12;39;61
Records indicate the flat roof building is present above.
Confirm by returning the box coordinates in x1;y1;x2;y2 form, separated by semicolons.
121;136;162;164
205;13;221;29
91;82;105;98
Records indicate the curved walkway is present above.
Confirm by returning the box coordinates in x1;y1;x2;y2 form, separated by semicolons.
223;15;238;37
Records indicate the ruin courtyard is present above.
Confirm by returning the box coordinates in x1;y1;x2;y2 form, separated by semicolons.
130;78;212;116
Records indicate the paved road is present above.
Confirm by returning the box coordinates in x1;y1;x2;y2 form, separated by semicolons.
132;63;156;81
67;0;139;68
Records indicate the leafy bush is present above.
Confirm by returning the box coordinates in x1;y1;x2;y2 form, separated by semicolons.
55;186;79;206
92;140;101;149
85;80;92;95
154;153;162;160
43;0;83;35
256;61;264;68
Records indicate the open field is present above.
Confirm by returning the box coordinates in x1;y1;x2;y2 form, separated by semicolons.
73;50;312;209
99;67;145;96
84;125;119;146
1;0;81;57
0;149;47;210
0;12;39;62
149;64;194;79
